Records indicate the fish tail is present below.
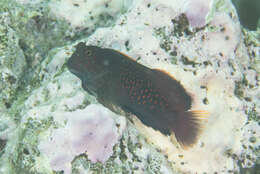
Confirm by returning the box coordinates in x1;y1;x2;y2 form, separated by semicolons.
169;110;208;149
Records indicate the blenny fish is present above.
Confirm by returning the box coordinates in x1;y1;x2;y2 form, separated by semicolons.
67;42;207;148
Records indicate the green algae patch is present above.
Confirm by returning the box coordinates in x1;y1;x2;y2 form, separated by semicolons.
0;13;27;110
206;0;238;25
0;0;74;114
0;116;54;174
242;30;260;73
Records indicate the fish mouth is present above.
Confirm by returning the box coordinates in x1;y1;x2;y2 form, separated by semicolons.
67;63;107;82
67;58;109;81
68;67;81;76
67;61;84;78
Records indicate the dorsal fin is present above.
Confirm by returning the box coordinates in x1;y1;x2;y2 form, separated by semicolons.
104;48;137;62
152;68;177;80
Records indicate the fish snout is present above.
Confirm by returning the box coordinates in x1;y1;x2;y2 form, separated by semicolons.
67;58;81;77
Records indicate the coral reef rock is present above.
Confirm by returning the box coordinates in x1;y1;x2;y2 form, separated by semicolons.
0;0;259;174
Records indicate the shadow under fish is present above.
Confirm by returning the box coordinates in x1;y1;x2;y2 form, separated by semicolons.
67;42;208;148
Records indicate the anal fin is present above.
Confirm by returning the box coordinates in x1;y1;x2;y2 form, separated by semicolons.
121;105;171;135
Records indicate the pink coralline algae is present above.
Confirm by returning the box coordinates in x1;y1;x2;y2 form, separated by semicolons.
185;0;212;28
38;104;126;174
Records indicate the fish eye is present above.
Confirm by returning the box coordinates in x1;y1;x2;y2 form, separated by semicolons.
85;50;92;56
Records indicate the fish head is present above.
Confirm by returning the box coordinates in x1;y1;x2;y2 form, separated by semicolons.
67;42;113;81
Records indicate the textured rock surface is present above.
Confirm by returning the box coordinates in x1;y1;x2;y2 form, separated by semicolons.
0;12;27;111
0;0;259;174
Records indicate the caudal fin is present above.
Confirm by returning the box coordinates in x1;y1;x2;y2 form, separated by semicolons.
170;110;208;148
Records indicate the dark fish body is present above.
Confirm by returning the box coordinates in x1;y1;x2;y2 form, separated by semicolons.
67;42;206;147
